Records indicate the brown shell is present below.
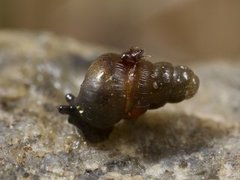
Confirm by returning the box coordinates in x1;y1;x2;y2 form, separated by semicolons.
58;47;199;141
76;48;199;128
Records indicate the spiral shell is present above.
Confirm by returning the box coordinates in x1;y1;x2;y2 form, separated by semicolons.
58;47;199;142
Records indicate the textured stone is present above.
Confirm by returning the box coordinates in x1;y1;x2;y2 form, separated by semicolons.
0;31;239;179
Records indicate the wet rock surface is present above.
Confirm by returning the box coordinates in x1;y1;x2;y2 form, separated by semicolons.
0;31;240;179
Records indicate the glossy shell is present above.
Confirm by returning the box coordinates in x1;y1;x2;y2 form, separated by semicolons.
58;47;199;141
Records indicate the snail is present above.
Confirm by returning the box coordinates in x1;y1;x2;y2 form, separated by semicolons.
58;47;199;142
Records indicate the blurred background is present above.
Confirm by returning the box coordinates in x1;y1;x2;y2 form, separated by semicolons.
1;0;240;62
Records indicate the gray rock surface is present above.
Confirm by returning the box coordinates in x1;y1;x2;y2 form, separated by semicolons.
0;31;240;179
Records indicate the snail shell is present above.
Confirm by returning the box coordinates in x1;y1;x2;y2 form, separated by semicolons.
58;47;199;142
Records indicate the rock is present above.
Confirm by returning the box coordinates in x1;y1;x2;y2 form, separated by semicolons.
0;31;239;179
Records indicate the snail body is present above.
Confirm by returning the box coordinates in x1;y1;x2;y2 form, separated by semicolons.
58;47;199;142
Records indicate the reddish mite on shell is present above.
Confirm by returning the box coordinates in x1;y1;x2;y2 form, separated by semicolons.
58;47;199;142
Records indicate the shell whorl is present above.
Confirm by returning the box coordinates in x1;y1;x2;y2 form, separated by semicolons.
149;62;199;108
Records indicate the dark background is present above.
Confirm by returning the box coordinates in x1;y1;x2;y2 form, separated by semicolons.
1;0;240;62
